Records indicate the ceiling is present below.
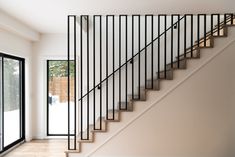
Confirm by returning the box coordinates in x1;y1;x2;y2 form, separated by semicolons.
0;0;234;33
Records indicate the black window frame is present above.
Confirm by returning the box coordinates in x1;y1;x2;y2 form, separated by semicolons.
0;52;25;154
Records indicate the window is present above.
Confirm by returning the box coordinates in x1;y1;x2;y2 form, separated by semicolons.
47;60;75;136
0;53;25;153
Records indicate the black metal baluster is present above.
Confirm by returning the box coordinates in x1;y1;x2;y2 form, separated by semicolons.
86;15;89;140
131;15;134;99
217;14;220;36
119;15;128;110
99;15;102;129
164;15;166;78
191;14;193;57
112;15;115;120
177;15;180;68
157;15;160;78
144;14;153;88
211;14;214;37
93;15;96;130
73;15;77;150
204;14;206;47
67;15;77;149
138;15;140;99
171;15;173;68
224;14;227;26
106;16;109;120
151;15;153;88
80;15;83;140
231;13;234;25
197;15;200;47
93;15;102;131
119;15;121;110
184;15;187;58
125;15;128;109
145;15;147;89
67;15;70;149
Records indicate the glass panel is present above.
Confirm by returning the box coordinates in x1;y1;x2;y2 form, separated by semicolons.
48;60;74;135
3;58;21;146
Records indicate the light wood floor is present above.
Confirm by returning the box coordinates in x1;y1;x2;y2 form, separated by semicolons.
4;140;67;157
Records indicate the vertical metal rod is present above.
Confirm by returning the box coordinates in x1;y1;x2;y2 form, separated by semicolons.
191;14;193;57
151;15;153;88
138;15;140;99
231;13;234;25
144;14;153;89
2;57;4;149
99;16;102;129
197;15;200;47
67;15;71;149
93;16;96;130
211;15;214;37
164;15;166;78
106;16;109;120
131;16;134;99
224;14;227;26
184;15;187;58
112;15;115;120
73;15;77;150
171;15;173;68
177;15;180;68
217;14;220;36
86;15;90;140
157;15;160;78
80;15;83;140
119;15;121;110
204;15;206;47
125;15;128;109
144;15;147;89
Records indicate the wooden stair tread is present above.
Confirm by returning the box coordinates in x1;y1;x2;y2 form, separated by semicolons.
91;117;107;132
119;101;133;112
146;79;160;90
77;130;94;143
104;109;120;122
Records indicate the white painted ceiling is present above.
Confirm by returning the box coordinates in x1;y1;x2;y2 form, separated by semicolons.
0;0;234;33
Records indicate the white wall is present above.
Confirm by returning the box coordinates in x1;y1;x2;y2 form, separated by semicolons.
0;28;33;141
0;10;40;142
89;39;235;157
32;34;67;138
229;50;235;157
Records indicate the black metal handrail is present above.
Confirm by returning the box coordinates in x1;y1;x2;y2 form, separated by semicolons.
78;15;185;101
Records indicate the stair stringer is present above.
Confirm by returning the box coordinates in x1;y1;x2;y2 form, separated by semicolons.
68;27;235;157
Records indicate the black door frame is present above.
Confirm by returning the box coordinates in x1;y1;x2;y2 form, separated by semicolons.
0;52;25;153
46;60;75;136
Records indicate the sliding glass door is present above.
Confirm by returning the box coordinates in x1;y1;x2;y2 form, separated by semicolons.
0;53;25;153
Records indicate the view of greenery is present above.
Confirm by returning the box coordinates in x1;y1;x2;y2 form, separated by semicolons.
48;61;75;79
4;58;20;111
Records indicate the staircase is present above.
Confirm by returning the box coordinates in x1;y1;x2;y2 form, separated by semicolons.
65;14;235;156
